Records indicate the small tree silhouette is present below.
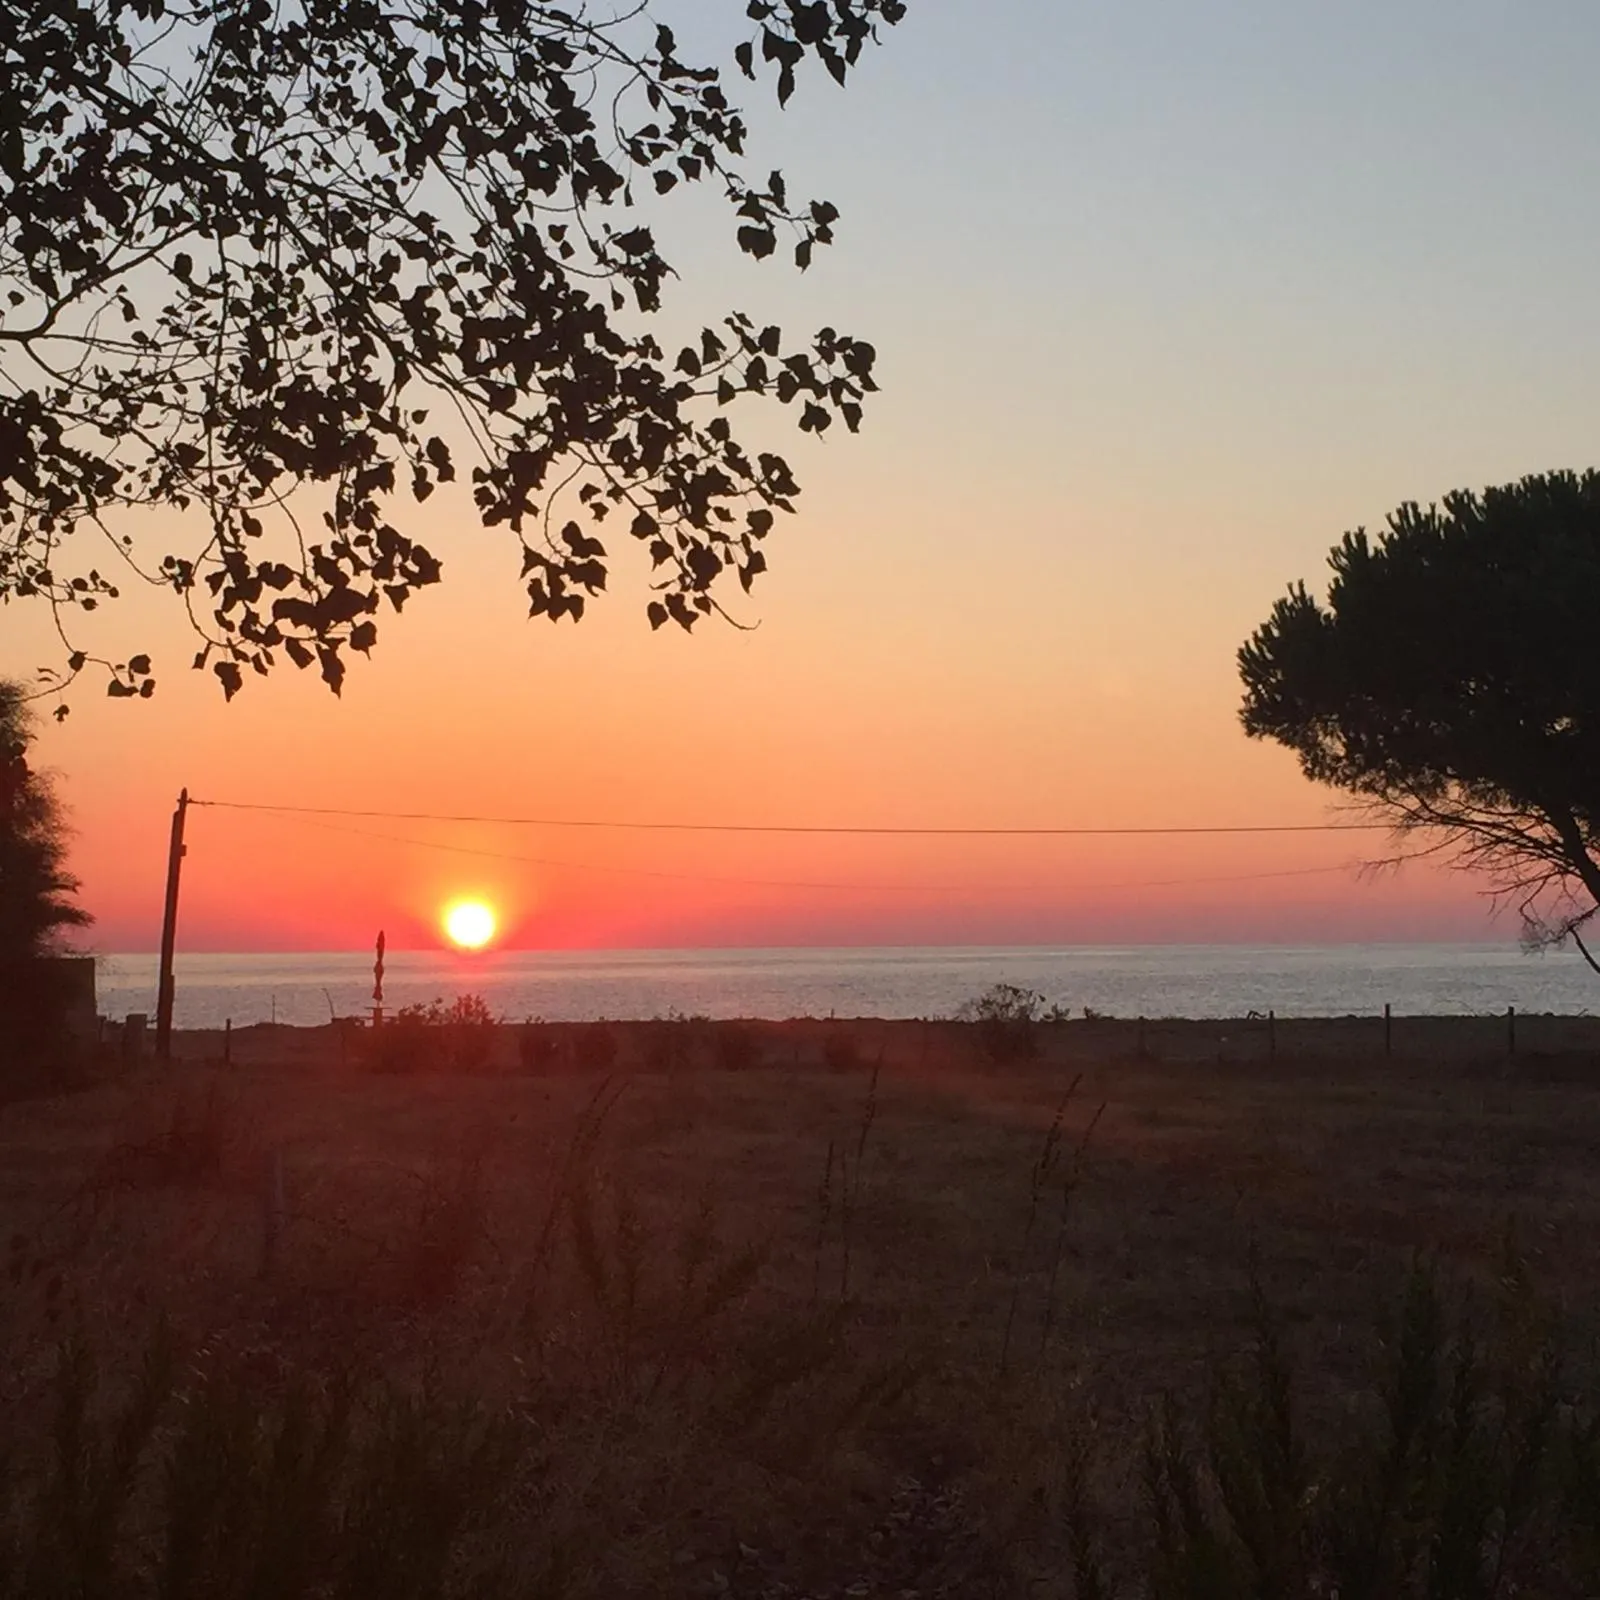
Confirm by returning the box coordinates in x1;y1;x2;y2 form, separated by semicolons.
954;983;1051;1064
0;681;92;1056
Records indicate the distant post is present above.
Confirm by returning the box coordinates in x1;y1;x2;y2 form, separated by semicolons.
372;929;386;1029
1268;1009;1276;1061
1507;1004;1516;1056
1384;1002;1392;1058
154;788;189;1062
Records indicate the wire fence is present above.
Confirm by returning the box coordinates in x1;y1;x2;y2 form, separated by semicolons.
124;1006;1600;1077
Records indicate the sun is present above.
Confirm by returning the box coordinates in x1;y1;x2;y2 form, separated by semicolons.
443;898;497;950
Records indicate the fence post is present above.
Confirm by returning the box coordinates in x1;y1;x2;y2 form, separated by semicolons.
1384;1002;1392;1058
1268;1009;1276;1062
223;1017;231;1067
1507;1004;1516;1056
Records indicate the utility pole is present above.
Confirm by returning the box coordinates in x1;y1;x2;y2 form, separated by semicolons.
155;788;189;1061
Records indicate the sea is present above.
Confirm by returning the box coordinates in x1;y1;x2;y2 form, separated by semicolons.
94;943;1600;1029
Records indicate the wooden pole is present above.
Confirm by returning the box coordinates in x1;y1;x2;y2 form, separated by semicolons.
154;788;189;1062
1384;1002;1392;1058
1268;1009;1276;1061
1508;1004;1516;1056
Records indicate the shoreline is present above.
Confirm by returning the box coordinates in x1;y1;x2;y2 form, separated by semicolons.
95;943;1600;1033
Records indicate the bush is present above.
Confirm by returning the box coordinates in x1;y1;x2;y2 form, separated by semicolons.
367;996;497;1075
954;983;1056;1064
641;1009;707;1073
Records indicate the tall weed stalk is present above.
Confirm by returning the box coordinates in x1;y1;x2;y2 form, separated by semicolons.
999;1081;1073;1378
837;1059;879;1302
1102;1241;1570;1600
0;1325;525;1600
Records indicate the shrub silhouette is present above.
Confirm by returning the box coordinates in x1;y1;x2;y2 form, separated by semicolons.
367;996;496;1075
955;983;1053;1064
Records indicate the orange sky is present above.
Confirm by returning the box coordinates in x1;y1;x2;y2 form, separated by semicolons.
6;513;1491;951
7;3;1598;952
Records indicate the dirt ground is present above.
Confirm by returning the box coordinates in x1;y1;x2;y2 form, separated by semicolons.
4;1020;1600;1595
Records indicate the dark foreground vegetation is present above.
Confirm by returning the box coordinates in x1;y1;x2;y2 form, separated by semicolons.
6;1019;1600;1597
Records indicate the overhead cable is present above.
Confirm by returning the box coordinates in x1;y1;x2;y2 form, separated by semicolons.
190;798;1386;837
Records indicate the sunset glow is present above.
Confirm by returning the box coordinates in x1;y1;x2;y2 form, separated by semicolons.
443;899;497;950
12;4;1600;955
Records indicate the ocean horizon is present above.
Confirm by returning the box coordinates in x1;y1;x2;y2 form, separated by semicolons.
94;941;1600;1029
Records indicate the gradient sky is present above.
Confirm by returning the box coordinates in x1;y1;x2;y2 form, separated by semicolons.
8;0;1600;952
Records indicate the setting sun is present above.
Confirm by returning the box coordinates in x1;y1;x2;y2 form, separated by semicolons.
442;899;497;950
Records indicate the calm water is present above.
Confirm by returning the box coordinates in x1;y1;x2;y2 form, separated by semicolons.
95;943;1600;1028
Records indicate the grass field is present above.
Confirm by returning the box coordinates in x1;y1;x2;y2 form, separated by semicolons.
4;1018;1600;1596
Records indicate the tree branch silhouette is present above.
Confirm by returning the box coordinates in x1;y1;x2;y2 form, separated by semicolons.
1;0;904;703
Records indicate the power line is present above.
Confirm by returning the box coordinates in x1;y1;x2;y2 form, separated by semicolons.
225;810;1369;897
190;797;1386;837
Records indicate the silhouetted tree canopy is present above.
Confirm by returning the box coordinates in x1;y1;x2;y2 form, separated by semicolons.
1239;469;1600;961
0;0;902;703
0;680;90;963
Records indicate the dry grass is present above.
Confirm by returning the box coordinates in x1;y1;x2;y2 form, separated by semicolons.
3;1020;1600;1594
